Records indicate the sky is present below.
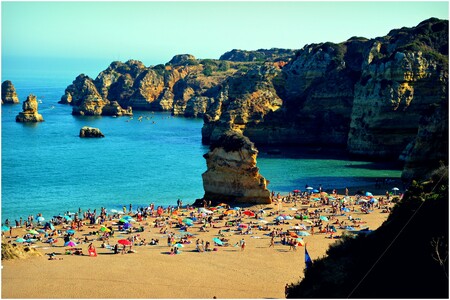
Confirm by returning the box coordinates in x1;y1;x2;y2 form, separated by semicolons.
1;1;449;79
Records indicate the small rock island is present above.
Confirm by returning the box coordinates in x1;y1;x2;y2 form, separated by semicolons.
79;126;105;138
2;80;20;104
15;94;44;122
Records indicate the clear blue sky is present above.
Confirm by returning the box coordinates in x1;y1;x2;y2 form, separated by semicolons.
2;1;449;79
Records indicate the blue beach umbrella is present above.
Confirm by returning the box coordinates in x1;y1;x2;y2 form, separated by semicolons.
320;216;329;222
313;189;320;193
15;238;26;243
233;207;241;211
122;215;132;220
297;231;310;236
123;223;133;229
213;238;223;246
64;216;72;222
342;208;351;212
182;218;194;226
1;225;10;232
67;229;76;235
284;216;294;220
365;192;373;197
275;216;285;221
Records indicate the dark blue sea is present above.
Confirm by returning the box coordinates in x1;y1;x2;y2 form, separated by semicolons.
1;72;402;223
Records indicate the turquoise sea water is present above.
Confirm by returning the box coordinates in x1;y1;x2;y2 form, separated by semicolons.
1;74;402;223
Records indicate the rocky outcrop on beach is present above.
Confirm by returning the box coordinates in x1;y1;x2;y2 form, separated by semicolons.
202;131;271;204
79;126;105;138
1;243;42;260
15;94;44;122
2;80;20;104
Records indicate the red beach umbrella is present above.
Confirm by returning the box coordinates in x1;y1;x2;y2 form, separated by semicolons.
243;210;255;217
118;239;132;246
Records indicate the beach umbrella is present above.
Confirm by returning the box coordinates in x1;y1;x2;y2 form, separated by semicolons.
122;215;132;220
243;210;255;216
64;216;72;222
1;225;10;232
294;215;302;219
123;223;133;229
66;229;76;235
298;231;311;236
275;216;285;221
289;207;298;211
212;238;223;246
392;187;399;195
306;187;313;190
100;226;111;232
119;218;129;223
369;198;378;204
284;216;294;220
118;239;132;246
174;243;184;248
238;224;248;228
28;229;40;235
223;210;235;215
258;220;269;224
15;238;26;243
320;216;329;222
313;189;320;193
365;192;373;197
182;218;194;226
199;208;213;214
64;241;77;247
312;198;321;201
37;217;45;222
110;209;118;213
26;239;37;243
296;238;305;246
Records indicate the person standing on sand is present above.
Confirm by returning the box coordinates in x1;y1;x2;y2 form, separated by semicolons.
269;236;275;248
240;238;246;251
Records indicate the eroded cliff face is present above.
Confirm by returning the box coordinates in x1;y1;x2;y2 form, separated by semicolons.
347;27;448;159
202;131;271;204
1;80;20;104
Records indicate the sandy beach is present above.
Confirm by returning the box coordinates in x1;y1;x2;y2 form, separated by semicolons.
2;191;396;299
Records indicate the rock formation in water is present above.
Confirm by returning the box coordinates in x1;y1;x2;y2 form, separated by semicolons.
79;126;105;138
61;74;132;116
202;131;271;204
15;94;44;122
2;80;20;104
60;18;448;181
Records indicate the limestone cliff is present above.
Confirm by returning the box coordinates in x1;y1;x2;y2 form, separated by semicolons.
62;74;132;116
15;94;44;122
1;80;20;104
202;131;271;204
220;48;296;62
79;126;105;138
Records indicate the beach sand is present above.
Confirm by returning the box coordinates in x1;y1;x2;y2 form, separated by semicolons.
2;193;394;299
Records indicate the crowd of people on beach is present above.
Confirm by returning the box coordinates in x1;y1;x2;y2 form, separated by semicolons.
1;183;402;262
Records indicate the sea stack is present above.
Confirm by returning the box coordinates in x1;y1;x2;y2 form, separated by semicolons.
202;130;271;204
79;126;105;138
2;80;20;104
15;94;44;122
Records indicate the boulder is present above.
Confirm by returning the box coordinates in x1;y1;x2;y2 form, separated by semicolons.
2;80;20;104
79;126;105;138
15;94;44;122
168;54;197;65
202;130;271;204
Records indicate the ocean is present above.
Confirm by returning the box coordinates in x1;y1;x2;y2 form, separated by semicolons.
1;73;402;223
